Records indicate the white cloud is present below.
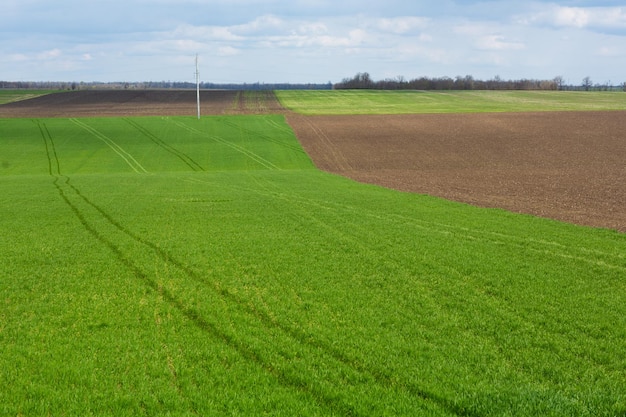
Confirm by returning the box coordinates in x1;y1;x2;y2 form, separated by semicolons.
37;48;62;60
218;46;240;56
172;25;242;41
297;22;329;35
476;35;525;50
418;33;433;42
8;53;29;62
596;45;623;57
554;7;590;28
394;44;450;64
518;5;626;31
376;17;430;34
453;23;524;50
233;15;285;35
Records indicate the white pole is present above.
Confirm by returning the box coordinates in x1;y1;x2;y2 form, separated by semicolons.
195;54;200;119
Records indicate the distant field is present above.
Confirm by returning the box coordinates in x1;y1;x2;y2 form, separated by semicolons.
0;89;285;117
0;89;57;105
1;114;626;416
276;90;626;114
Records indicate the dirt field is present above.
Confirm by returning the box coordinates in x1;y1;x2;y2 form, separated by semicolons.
0;89;283;117
287;112;626;232
2;90;624;232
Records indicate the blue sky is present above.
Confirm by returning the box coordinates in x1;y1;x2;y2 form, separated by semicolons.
2;1;625;85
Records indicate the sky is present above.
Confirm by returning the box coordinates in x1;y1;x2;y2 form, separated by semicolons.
2;0;626;85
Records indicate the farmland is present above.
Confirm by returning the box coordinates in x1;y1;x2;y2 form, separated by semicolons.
0;89;57;105
1;91;626;416
286;111;626;232
0;89;284;117
276;89;626;115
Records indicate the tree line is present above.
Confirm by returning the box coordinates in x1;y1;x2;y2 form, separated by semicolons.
2;76;624;91
333;72;626;91
0;80;332;91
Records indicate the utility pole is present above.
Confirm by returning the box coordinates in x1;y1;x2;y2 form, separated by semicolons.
195;54;200;119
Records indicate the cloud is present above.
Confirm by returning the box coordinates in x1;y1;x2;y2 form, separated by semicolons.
7;53;29;62
596;45;623;57
476;35;525;50
2;0;626;84
218;46;240;56
453;23;524;50
37;48;62;60
296;22;329;35
233;15;285;35
172;25;242;42
376;17;430;34
554;7;590;28
518;5;626;32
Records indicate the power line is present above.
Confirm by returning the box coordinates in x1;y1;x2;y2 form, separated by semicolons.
195;54;200;120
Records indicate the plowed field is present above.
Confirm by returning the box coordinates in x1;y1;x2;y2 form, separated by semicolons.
0;89;283;117
287;112;626;232
2;90;624;231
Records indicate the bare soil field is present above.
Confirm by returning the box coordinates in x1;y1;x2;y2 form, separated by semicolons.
287;112;626;232
0;89;283;117
2;90;624;231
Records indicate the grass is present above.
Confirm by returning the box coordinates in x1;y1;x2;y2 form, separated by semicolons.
1;114;625;416
0;89;57;105
276;89;626;115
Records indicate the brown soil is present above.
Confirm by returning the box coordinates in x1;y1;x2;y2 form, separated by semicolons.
0;89;284;117
286;112;626;233
2;90;624;232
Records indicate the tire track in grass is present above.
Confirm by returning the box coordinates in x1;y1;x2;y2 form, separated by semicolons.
33;133;465;417
54;182;389;416
182;177;478;417
195;174;626;358
37;126;365;415
166;118;281;170
307;195;626;273
34;128;374;415
32;122;470;416
40;154;473;416
219;116;306;154
193;172;625;273
231;173;626;274
54;185;364;416
124;118;205;172
35;120;61;176
227;174;626;403
69;118;148;173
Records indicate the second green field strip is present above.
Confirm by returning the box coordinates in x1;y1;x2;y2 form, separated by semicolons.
1;115;315;175
276;90;626;114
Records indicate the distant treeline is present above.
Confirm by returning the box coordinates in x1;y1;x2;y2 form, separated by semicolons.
2;76;624;91
334;72;626;91
0;80;332;91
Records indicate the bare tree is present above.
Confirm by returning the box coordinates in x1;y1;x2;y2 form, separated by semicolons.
582;76;593;91
554;76;564;90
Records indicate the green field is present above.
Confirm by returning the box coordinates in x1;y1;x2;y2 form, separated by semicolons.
276;90;626;114
1;113;626;416
0;89;57;105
